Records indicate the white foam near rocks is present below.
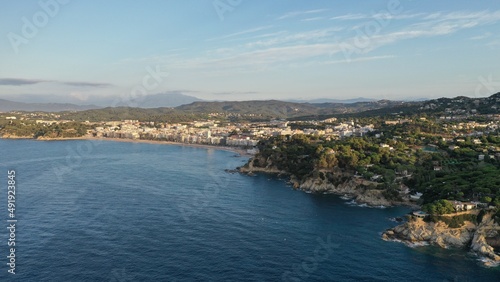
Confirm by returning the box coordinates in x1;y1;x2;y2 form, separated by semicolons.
478;257;500;268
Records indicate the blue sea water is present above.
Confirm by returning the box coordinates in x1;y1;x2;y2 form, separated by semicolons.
0;139;498;281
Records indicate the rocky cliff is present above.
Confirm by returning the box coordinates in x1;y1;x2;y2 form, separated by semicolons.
241;156;500;267
383;212;500;267
296;176;400;206
238;156;287;175
239;156;410;207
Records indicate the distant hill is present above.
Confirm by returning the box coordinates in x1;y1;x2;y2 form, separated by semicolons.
0;99;100;112
417;92;500;115
288;97;376;104
14;93;500;121
115;92;202;108
53;99;409;122
176;100;320;118
336;92;500;118
175;99;411;119
56;99;414;122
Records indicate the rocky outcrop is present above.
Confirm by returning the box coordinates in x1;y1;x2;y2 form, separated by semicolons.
241;157;500;266
470;213;500;266
238;157;287;175
355;189;394;206
239;157;409;207
241;156;500;266
298;177;395;205
383;212;500;267
383;217;474;247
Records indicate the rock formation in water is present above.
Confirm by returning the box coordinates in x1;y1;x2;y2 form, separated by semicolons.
383;212;500;267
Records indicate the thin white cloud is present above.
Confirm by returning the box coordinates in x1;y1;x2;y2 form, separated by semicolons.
169;43;344;72
218;31;289;44
469;32;492;40
206;26;273;41
245;27;343;48
323;55;396;65
247;31;288;40
250;11;500;67
335;10;500;55
301;17;324;22
394;13;428;20
330;13;367;21
408;11;500;35
129;10;500;73
425;11;496;21
424;13;442;20
0;78;48;86
0;78;112;88
277;9;329;20
331;12;427;23
486;39;500;47
371;12;427;20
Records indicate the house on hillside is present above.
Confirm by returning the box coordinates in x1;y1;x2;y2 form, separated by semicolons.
410;192;423;201
451;201;478;211
412;211;428;218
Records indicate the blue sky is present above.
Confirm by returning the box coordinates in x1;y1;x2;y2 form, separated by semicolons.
1;0;500;104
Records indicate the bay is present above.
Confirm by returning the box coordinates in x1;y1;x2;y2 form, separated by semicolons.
0;139;498;281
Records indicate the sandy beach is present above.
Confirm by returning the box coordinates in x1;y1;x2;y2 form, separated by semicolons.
20;136;252;156
92;137;251;156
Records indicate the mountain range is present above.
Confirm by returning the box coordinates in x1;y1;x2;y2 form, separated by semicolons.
0;93;388;112
287;97;376;103
176;99;409;118
3;91;498;120
114;92;202;108
0;99;99;112
0;93;202;112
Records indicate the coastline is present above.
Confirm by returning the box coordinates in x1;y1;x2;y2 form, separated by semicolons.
0;135;251;156
239;158;419;208
382;212;500;267
3;135;497;267
238;159;500;266
91;137;251;156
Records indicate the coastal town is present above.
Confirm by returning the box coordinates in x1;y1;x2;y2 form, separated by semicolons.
3;1;500;279
1;111;375;153
3;97;500;273
2;96;500;267
3;108;500;156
